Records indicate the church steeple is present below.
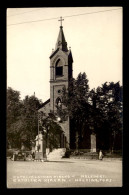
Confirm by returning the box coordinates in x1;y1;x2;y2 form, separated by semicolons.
55;17;68;52
49;18;73;146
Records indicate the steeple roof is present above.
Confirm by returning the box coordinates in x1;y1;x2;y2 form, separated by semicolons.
55;26;68;52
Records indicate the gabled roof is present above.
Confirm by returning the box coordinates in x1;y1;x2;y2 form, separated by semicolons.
49;48;59;59
42;98;50;106
38;98;50;111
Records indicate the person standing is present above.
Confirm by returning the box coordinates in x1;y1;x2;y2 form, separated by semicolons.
99;150;103;160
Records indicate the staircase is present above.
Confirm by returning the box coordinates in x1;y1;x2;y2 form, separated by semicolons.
47;148;66;160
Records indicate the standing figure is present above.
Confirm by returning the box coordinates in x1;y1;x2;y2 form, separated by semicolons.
99;150;103;160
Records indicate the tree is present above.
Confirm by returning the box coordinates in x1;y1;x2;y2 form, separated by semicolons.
61;72;123;151
17;95;42;149
7;87;22;148
101;82;123;152
61;72;92;149
90;82;123;151
7;87;21;127
38;112;63;151
7;88;43;149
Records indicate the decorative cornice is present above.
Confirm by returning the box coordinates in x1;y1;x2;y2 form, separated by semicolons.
50;79;68;83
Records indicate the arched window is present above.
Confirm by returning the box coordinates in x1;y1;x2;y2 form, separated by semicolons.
56;59;63;76
56;97;62;108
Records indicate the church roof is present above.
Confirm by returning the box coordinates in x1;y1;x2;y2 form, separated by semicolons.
38;98;50;111
55;26;68;52
49;48;59;59
42;98;50;106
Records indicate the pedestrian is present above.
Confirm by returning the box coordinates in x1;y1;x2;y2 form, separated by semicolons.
99;150;103;160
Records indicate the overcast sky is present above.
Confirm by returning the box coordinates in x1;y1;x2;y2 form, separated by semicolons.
7;7;122;102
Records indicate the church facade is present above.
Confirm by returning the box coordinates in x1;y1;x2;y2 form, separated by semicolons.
38;24;73;149
38;23;96;151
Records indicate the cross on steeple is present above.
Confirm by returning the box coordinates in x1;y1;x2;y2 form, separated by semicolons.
58;16;64;27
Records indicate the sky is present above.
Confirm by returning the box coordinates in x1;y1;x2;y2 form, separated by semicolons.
7;7;122;102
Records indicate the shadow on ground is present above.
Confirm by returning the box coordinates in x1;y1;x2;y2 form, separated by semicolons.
45;160;74;163
7;158;74;163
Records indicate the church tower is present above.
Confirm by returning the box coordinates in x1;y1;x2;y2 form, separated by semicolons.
49;18;73;147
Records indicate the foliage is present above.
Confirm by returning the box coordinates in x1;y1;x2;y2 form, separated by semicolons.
7;87;43;149
7;87;22;148
38;112;63;149
61;72;92;149
62;73;89;118
61;73;123;151
93;82;123;151
7;87;21;128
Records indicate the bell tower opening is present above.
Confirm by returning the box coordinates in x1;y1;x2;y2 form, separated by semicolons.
55;59;63;76
56;97;62;108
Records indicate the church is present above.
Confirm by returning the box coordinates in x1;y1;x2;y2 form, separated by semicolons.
38;18;96;152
